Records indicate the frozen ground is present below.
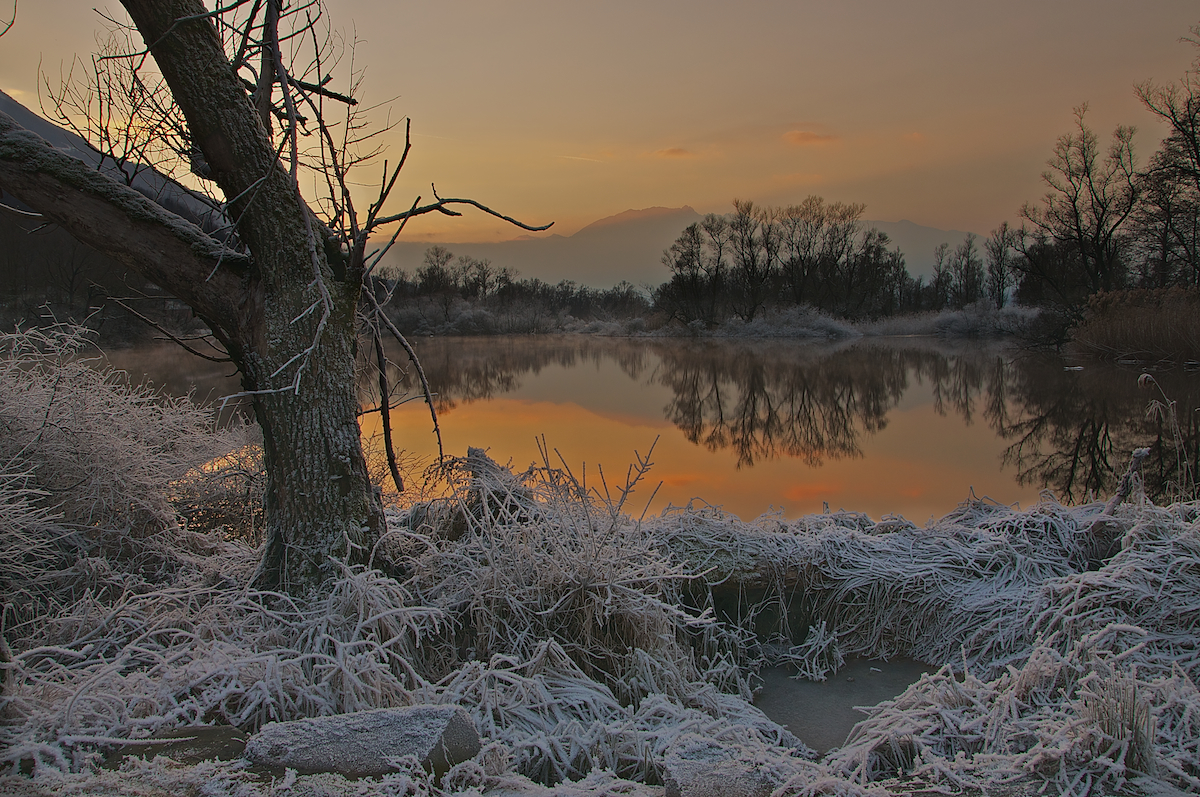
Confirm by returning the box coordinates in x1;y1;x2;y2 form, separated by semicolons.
2;326;1198;796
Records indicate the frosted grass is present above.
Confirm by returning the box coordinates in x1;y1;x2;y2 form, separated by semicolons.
2;326;1198;796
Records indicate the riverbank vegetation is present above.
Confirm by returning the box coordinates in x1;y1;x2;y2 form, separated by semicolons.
4;326;1200;797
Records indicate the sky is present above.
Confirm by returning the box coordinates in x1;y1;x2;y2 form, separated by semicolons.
2;1;1199;242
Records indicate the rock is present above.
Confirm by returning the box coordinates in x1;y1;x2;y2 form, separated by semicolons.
661;734;782;797
245;705;480;778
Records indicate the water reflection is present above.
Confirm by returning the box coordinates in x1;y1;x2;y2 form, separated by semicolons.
381;336;653;411
108;334;1199;512
389;336;1199;505
653;341;904;467
990;355;1199;503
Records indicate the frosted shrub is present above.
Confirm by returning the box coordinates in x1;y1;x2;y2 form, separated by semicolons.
0;325;250;636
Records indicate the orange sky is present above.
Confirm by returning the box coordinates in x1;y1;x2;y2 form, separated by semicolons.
2;1;1198;243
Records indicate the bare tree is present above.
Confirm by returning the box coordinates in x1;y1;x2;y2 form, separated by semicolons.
949;233;985;308
1134;51;1200;287
0;0;548;592
984;222;1016;307
930;242;952;309
698;212;730;323
778;195;828;305
728;199;775;322
1019;105;1138;296
660;222;705;323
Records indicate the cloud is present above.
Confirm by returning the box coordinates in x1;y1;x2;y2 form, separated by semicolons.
783;130;838;146
652;147;694;159
903;132;927;144
660;472;705;487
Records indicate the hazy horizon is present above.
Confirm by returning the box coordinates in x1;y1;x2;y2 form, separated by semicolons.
3;1;1197;253
378;205;974;287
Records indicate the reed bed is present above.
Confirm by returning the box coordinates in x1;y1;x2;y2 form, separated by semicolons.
3;327;1200;795
1070;287;1200;363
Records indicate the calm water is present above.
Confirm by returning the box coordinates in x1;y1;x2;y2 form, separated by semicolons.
105;335;1200;523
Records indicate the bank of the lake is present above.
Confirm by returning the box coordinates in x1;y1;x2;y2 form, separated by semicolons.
6;325;1200;797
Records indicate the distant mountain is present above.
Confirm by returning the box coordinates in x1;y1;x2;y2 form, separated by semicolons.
380;207;974;288
380;206;704;289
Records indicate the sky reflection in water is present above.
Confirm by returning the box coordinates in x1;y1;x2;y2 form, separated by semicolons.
107;335;1199;524
367;336;1199;523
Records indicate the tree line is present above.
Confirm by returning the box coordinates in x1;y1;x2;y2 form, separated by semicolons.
657;36;1200;329
1009;88;1200;307
382;244;650;333
654;198;1007;326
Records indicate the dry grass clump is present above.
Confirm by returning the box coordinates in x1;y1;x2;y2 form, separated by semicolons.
653;497;1102;675
1071;287;1200;362
167;440;265;544
651;493;1200;794
0;325;252;640
0;326;237;536
392;447;750;709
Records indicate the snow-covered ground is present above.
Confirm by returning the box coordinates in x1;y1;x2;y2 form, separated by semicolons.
3;326;1198;796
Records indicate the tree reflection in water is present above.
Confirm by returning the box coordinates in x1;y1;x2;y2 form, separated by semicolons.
652;341;907;467
109;335;1200;506
988;355;1199;503
373;336;1200;504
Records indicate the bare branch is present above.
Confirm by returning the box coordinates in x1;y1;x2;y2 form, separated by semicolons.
99;291;233;363
372;186;554;232
0;110;245;332
98;0;257;61
372;327;404;492
365;288;444;464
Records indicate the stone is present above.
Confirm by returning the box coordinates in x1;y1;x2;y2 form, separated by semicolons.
661;734;782;797
245;705;480;778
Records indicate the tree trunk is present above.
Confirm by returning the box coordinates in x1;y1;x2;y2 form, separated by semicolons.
1;0;385;592
120;0;385;591
246;300;386;591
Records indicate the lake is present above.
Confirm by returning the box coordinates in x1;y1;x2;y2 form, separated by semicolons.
104;334;1200;523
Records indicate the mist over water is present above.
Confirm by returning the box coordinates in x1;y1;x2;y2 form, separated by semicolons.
108;335;1200;522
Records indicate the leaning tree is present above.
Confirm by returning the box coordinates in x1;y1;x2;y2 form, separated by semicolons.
0;0;547;591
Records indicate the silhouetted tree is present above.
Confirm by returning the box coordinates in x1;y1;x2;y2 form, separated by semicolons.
728;199;776;321
660;222;707;323
948;233;985;308
1017;105;1138;301
984;223;1016;308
